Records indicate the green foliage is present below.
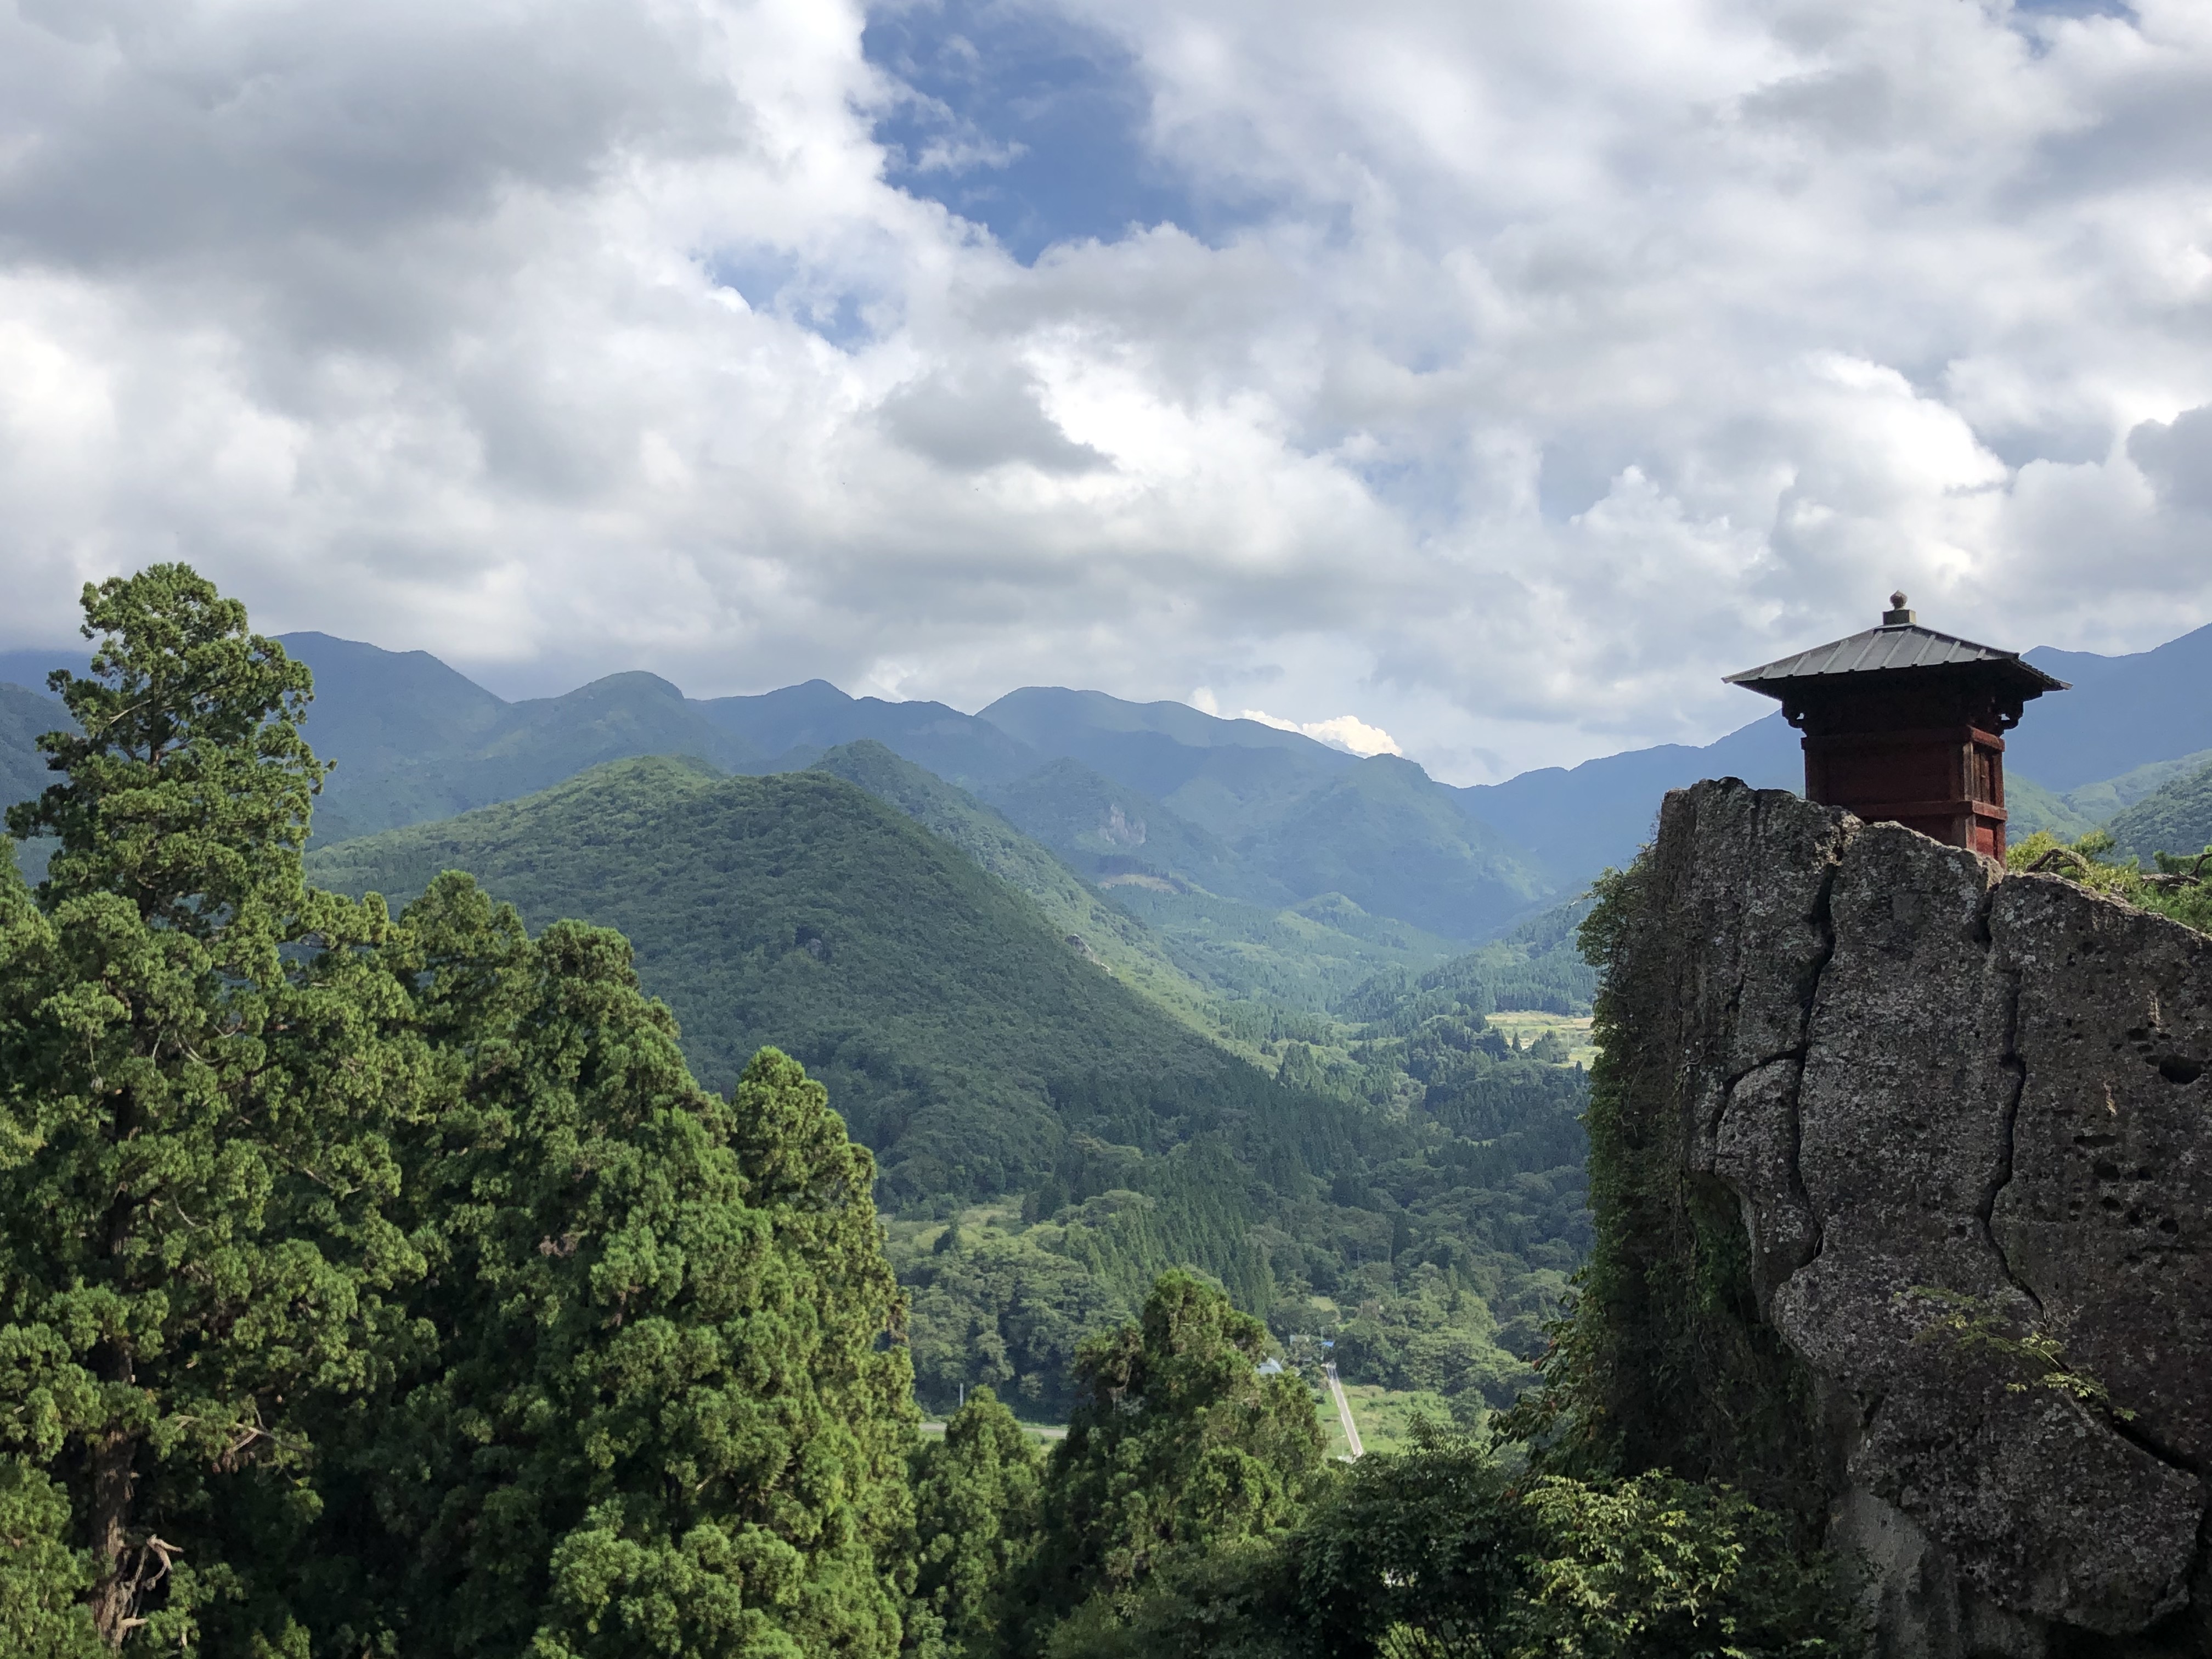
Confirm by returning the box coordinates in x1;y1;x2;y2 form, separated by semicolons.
1329;1271;1524;1407
0;1462;101;1658
1905;1287;2132;1419
1283;1430;1852;1658
909;1391;1045;1657
1035;1428;1853;1659
896;1224;1133;1420
0;567;413;1649
1;568;929;1656
1493;864;1828;1528
1504;1472;1848;1658
2005;828;2212;934
1011;1273;1328;1649
302;881;920;1658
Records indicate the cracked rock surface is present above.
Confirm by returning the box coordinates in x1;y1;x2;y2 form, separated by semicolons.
1646;780;2209;1653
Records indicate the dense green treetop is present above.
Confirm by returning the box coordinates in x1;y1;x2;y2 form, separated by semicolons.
1275;1429;1850;1659
907;1390;1045;1659
0;567;928;1657
311;877;918;1658
1008;1272;1327;1649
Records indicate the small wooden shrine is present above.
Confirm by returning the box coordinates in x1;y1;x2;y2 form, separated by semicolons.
1725;593;2068;861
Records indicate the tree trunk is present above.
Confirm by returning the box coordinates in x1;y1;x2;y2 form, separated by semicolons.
87;1424;139;1645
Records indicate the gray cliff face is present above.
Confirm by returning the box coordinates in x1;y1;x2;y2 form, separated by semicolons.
1641;780;2209;1657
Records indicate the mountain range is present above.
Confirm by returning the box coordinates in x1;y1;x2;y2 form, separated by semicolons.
10;616;2212;940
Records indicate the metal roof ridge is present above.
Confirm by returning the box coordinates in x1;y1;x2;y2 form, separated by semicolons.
1723;621;2063;686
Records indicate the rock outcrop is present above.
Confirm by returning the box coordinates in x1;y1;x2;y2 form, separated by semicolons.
1622;779;2210;1657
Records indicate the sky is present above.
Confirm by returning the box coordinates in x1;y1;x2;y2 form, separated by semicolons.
1;0;2209;783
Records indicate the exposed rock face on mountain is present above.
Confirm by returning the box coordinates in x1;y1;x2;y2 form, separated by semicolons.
1624;779;2209;1657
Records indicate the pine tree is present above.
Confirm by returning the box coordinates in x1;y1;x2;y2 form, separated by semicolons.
0;566;414;1650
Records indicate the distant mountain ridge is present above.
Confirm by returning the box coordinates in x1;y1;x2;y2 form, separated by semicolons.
10;616;2212;907
5;632;1561;945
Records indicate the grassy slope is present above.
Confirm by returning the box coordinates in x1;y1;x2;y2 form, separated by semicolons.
306;755;1242;1200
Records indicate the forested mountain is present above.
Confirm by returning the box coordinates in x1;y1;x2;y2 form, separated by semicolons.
2104;755;2212;861
306;756;1247;1200
5;636;1560;940
699;678;1040;784
805;740;1242;1046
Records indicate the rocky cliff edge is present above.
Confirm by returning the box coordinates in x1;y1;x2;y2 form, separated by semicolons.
1631;778;2209;1657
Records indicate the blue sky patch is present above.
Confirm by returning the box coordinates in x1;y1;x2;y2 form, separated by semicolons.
864;0;1211;262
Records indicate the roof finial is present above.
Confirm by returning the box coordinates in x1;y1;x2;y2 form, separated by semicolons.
1882;591;1915;627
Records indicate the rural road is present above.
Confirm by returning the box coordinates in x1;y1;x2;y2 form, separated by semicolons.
1322;1363;1364;1459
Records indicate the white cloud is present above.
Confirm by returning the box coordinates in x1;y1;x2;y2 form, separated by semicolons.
0;0;2209;779
1244;710;1405;758
1192;686;1403;755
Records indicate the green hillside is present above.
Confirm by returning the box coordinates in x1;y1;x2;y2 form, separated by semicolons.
977;754;1471;1006
307;755;1253;1200
2105;755;2212;862
1238;755;1552;938
1104;882;1464;1009
981;758;1282;902
1;681;66;810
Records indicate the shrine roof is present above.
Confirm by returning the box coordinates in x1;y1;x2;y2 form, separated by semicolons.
1725;596;2069;696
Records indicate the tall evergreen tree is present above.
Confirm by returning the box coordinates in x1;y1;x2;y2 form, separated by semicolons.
1010;1271;1325;1650
309;874;920;1657
907;1389;1044;1657
0;567;414;1650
